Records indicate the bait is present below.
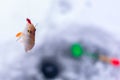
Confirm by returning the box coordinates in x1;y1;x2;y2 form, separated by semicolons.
16;18;36;52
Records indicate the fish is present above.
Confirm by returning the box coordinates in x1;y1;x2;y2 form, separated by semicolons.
16;18;36;52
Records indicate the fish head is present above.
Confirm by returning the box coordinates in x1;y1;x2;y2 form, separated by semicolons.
26;18;36;36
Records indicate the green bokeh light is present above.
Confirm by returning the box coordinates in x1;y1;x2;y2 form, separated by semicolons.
71;43;84;58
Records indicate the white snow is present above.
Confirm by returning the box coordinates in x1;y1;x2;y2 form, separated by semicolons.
0;0;120;80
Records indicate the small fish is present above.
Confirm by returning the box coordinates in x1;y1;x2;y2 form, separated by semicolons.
16;18;36;52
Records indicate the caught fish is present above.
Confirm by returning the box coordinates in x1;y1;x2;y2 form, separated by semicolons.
16;18;36;52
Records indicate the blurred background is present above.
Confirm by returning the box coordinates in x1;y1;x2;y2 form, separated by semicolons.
0;0;120;80
0;0;120;42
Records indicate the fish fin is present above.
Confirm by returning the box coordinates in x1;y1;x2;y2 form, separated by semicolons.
26;18;31;24
16;38;25;47
16;37;21;41
16;37;22;41
16;32;23;37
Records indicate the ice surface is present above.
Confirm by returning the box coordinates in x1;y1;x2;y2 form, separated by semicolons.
0;0;120;80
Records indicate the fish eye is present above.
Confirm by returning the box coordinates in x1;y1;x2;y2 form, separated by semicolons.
27;30;30;32
28;30;32;33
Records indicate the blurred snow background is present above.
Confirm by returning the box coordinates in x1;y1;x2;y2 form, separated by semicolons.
0;0;120;80
0;0;120;42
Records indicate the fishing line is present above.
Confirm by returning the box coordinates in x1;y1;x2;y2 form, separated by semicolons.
71;43;120;67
